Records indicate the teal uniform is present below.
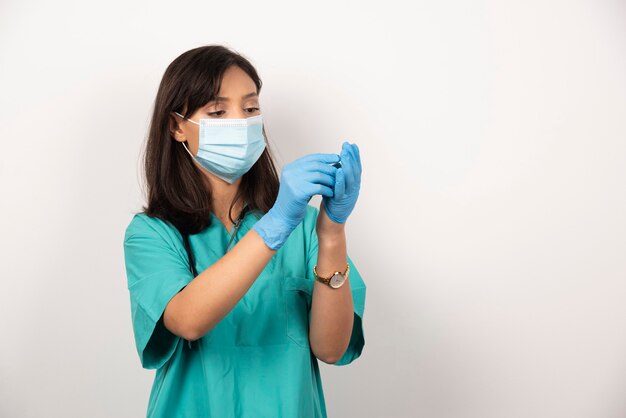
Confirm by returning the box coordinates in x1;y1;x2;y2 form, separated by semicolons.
123;205;367;417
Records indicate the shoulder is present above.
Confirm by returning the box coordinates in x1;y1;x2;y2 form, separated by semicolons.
123;212;182;246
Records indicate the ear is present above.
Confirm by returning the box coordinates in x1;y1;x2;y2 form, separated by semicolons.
169;112;187;143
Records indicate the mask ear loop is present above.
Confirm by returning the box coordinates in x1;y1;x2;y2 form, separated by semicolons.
176;128;235;184
173;111;200;159
174;111;200;125
180;141;196;158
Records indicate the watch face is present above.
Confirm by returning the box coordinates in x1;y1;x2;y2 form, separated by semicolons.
329;272;346;288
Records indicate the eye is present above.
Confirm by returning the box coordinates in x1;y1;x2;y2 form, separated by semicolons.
208;108;259;117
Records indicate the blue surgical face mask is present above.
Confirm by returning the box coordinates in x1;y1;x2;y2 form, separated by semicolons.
174;112;266;184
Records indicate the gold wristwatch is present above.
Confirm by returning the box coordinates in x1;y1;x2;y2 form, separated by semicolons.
313;263;350;289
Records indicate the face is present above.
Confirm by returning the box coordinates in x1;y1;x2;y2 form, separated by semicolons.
170;65;262;155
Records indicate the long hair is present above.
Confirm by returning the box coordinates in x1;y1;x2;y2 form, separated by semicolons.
138;45;280;235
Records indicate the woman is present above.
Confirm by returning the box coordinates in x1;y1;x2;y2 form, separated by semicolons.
123;44;367;418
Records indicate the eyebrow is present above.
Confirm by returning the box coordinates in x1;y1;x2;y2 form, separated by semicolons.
210;92;258;102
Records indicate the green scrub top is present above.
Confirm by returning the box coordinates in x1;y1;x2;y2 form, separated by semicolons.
123;204;367;418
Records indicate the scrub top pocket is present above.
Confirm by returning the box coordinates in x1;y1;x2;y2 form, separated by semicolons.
283;276;314;348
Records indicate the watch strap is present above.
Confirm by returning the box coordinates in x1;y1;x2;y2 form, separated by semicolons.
313;263;350;285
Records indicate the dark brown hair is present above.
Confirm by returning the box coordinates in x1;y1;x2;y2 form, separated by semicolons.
138;45;279;235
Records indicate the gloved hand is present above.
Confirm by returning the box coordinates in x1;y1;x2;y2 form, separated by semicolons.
253;153;340;250
322;141;361;224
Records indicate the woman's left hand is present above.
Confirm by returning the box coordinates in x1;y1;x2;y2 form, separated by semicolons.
321;141;362;225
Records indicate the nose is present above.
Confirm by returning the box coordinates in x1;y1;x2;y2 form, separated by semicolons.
232;109;250;119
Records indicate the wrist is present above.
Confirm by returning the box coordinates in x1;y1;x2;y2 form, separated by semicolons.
317;202;346;237
252;208;295;250
316;222;345;247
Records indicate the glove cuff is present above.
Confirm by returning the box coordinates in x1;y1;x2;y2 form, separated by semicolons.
322;198;346;224
251;208;296;251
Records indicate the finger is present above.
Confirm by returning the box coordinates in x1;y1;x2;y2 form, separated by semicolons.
290;162;336;183
334;166;346;199
302;161;339;178
341;143;357;193
305;183;334;198
347;144;361;185
298;153;341;165
301;162;337;185
334;141;349;169
301;171;336;189
350;143;362;175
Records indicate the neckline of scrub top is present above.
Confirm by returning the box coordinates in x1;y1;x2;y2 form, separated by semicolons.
208;204;263;237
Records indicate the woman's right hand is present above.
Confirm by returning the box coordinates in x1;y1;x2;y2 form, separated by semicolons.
252;153;340;250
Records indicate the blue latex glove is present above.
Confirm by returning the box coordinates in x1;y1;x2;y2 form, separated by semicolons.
253;153;340;250
322;141;362;224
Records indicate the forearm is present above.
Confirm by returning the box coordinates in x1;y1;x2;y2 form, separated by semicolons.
164;228;276;341
309;206;355;364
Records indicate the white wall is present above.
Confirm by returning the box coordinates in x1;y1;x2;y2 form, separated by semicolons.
1;0;625;417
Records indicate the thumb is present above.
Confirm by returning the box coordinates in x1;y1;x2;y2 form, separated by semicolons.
334;167;346;199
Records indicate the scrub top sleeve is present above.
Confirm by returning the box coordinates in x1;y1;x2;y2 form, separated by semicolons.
123;214;193;370
333;257;366;366
306;206;367;366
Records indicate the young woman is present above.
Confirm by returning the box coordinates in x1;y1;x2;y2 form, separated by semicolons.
123;44;366;418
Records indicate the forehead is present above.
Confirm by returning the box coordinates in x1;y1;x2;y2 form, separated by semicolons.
215;66;257;97
208;91;258;104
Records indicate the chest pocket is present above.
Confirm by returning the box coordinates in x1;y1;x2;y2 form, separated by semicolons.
283;276;314;348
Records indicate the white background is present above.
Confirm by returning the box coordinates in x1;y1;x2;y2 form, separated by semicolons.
1;0;625;417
